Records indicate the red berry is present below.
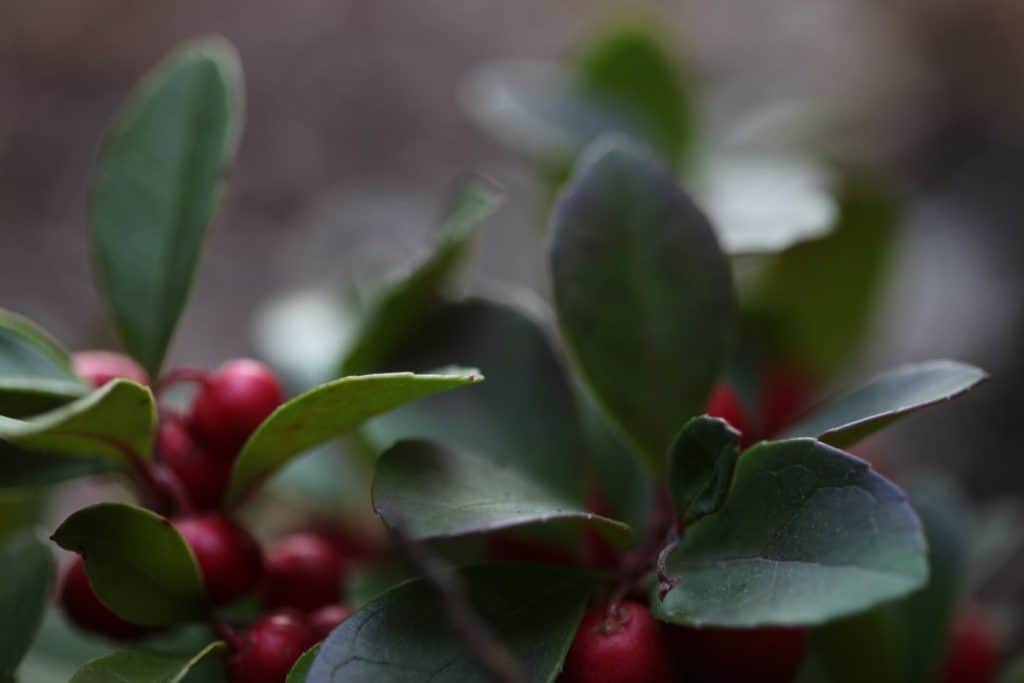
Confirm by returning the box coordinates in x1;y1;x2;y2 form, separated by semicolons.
72;351;149;388
942;608;998;683
669;624;808;683
706;382;749;443
190;359;284;452
59;557;153;640
760;365;815;438
262;534;346;612
228;610;316;683
561;601;672;683
308;604;353;641
159;420;233;510
173;515;263;605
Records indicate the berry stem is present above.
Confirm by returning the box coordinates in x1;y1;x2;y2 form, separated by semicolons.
213;618;244;652
155;367;209;397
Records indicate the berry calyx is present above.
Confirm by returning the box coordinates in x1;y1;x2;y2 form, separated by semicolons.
189;359;284;452
158;420;233;511
173;515;263;605
706;382;749;443
669;624;808;683
308;604;353;641
561;601;672;683
228;610;316;683
72;350;149;388
59;557;153;641
942;607;998;683
262;533;346;612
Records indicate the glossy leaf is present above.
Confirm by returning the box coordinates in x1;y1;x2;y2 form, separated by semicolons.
373;440;632;545
783;360;987;448
656;439;927;627
668;416;740;526
0;378;155;467
340;177;503;376
91;38;242;376
365;297;587;501
51;503;206;626
287;646;318;683
69;642;226;683
550;139;734;468
0;531;54;677
226;371;481;505
308;565;592;682
0;309;87;417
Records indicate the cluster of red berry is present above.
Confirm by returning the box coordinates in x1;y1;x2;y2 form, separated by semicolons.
60;354;353;683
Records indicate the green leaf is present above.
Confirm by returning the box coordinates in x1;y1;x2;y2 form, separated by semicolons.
364;297;587;501
655;439;927;627
0;445;117;489
0;531;54;676
1001;658;1024;683
573;25;694;167
373;440;632;545
286;646;318;683
782;360;987;448
0;309;87;418
0;378;155;469
69;642;226;683
226;371;481;505
798;607;910;683
550;139;734;469
340;177;503;376
51;503;207;626
90;38;243;376
307;565;592;682
668;416;740;526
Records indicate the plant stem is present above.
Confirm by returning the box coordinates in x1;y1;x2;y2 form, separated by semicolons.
155;367;209;398
213;618;244;652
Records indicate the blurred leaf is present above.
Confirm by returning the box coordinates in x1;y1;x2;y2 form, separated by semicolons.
0;309;86;418
550;138;734;470
69;642;226;683
90;38;243;376
52;503;206;626
286;645;318;683
373;440;632;545
345;563;414;611
798;607;909;683
0;490;44;537
365;297;587;502
340;177;503;376
308;565;592;682
783;360;987;448
226;371;481;505
668;416;740;526
0;446;118;489
0;531;54;677
745;176;900;376
1001;658;1024;683
966;499;1024;593
655;439;927;627
0;379;155;469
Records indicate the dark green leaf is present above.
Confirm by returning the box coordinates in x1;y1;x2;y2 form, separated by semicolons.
0;379;155;466
783;360;987;448
365;297;587;501
1001;658;1024;683
286;646;318;683
655;439;927;627
51;503;206;626
798;607;910;683
373;440;632;545
668;416;740;526
0;309;87;417
308;565;592;683
340;177;503;376
69;642;225;683
0;531;54;676
550;139;734;469
226;371;481;505
90;38;242;376
0;444;118;489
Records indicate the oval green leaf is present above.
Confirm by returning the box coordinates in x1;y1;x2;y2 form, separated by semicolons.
287;645;318;683
226;371;481;505
51;503;207;626
340;176;503;377
668;416;740;526
655;439;927;627
373;440;632;545
90;38;243;376
0;531;54;677
69;642;226;683
0;378;155;468
0;309;87;417
307;565;593;683
782;360;987;448
549;138;735;470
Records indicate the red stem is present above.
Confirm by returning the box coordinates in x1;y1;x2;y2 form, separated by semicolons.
213;618;244;652
155;367;209;398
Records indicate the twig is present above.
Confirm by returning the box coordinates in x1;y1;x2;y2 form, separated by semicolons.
389;525;529;683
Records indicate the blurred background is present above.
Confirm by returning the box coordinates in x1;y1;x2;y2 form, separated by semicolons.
1;0;1021;643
